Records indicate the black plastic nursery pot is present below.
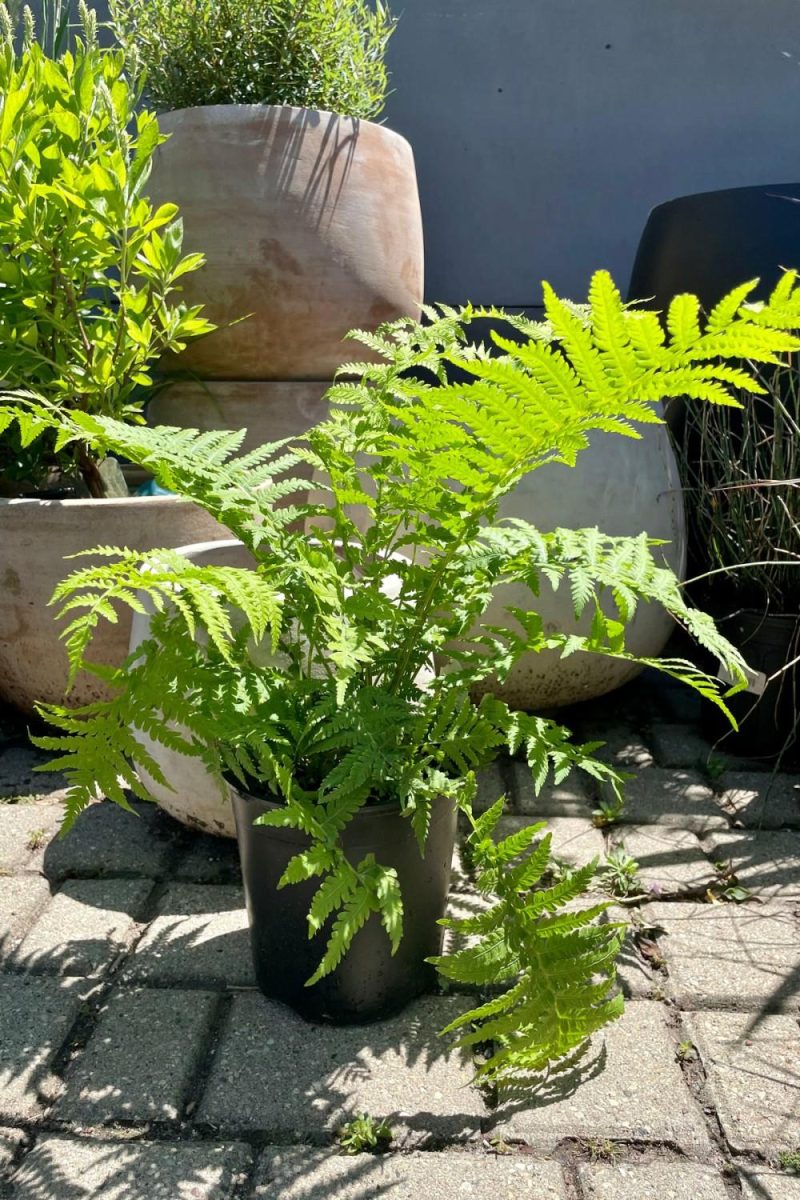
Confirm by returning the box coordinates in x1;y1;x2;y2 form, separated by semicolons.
703;609;800;762
232;786;457;1025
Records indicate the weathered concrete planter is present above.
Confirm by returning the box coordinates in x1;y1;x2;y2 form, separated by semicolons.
149;105;424;380
474;421;687;710
0;495;223;715
147;380;329;456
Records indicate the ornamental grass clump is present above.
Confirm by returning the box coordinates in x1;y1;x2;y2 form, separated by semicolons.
109;0;396;119
15;270;800;1084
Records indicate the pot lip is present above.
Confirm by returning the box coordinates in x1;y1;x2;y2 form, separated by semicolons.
157;102;410;147
0;492;191;511
231;781;403;819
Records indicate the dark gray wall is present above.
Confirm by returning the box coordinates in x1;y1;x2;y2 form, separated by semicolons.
32;0;800;308
383;0;800;306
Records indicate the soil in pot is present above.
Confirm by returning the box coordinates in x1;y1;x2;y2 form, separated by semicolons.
232;786;457;1024
702;609;800;763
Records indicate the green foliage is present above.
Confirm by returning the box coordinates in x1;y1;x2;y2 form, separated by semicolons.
0;6;214;493
431;799;625;1088
337;1113;393;1155
31;269;800;1079
779;1148;800;1174
600;845;641;899
109;0;396;119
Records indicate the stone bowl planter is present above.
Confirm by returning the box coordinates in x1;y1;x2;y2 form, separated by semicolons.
0;495;223;715
473;420;686;710
147;380;329;456
148;105;424;380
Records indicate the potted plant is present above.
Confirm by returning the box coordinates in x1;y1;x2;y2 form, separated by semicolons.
29;272;799;1061
0;3;222;713
108;0;423;383
678;330;800;760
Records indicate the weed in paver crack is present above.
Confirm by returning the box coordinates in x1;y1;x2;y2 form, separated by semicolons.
675;1041;697;1063
26;828;47;851
600;846;642;899
584;1137;621;1164
337;1114;393;1155
779;1147;800;1173
592;796;625;829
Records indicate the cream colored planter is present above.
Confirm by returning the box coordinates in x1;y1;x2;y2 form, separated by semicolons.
148;380;329;456
473;422;687;710
0;495;223;715
129;541;249;838
149;105;424;380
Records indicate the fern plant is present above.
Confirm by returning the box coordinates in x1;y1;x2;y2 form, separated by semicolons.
19;269;800;1079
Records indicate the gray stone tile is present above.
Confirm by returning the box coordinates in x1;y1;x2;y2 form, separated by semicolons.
0;876;52;963
704;829;800;901
605;769;728;834
647;723;715;770
474;762;508;814
648;902;800;1012
0;747;67;800
0;804;64;873
7;1135;251;1199
494;1001;712;1153
578;1160;730;1200
511;762;594;817
57;987;218;1124
608;825;716;897
686;1011;800;1155
12;879;152;977
0;976;81;1120
44;800;180;882
174;835;241;884
604;908;656;1000
717;773;800;830
496;815;605;870
0;1126;26;1173
197;994;485;1143
253;1147;567;1198
739;1170;800;1199
573;723;654;771
122;884;254;988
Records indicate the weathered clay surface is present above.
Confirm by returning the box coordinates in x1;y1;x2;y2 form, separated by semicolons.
0;496;223;714
149;105;424;380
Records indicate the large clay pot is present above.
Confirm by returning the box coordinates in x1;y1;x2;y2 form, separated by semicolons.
148;380;329;456
0;496;223;714
473;421;686;710
149;105;424;380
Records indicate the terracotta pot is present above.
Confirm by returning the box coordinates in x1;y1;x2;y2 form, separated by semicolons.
0;495;223;715
148;105;424;380
147;380;329;456
471;421;687;710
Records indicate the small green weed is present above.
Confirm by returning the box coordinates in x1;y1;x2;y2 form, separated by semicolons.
676;1040;697;1063
337;1114;393;1156
592;796;625;828
27;828;47;851
585;1138;620;1164
601;846;640;898
703;753;728;783
779;1148;800;1173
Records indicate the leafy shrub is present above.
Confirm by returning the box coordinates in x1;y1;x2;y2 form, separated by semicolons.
0;3;214;495
109;0;396;119
11;270;800;1079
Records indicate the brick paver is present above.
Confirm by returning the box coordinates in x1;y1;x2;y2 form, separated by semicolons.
0;803;64;873
717;773;800;830
608;824;716;897
43;799;179;882
0;976;81;1120
0;747;67;800
0;876;52;963
0;1126;25;1173
57;987;218;1124
253;1147;567;1199
6;1135;251;1200
647;902;800;1011
739;1171;800;1199
122;884;253;988
510;761;594;816
12;878;152;977
197;994;485;1143
578;1160;730;1199
647;722;715;770
604;769;727;833
704;829;800;901
495;1002;712;1154
686;1011;800;1154
496;814;605;869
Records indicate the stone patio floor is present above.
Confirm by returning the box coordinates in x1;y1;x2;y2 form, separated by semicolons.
0;671;799;1198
